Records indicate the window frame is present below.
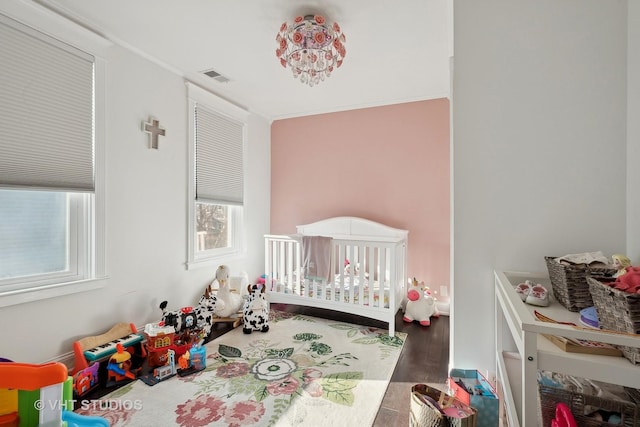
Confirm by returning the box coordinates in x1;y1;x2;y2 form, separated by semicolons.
193;202;244;258
186;82;249;270
0;18;106;307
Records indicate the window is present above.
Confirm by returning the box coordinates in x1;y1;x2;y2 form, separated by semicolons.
0;190;91;288
0;15;105;305
186;83;248;268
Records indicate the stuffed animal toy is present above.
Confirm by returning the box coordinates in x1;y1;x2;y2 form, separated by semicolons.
242;284;269;334
210;265;244;318
403;278;439;326
611;266;640;293
344;259;360;276
612;254;632;278
551;403;577;427
159;285;222;342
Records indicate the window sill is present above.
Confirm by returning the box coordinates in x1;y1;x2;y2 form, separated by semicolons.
186;250;246;271
0;277;108;308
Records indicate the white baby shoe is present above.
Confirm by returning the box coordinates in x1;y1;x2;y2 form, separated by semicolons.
515;280;534;301
525;284;550;307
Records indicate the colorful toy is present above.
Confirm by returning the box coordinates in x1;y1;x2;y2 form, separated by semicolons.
159;283;221;344
256;274;276;289
71;322;145;376
178;350;190;370
610;266;640;293
154;349;177;380
551;402;577;427
189;344;206;370
106;343;141;387
144;322;176;350
612;254;632;278
72;362;99;397
0;361;108;426
144;321;176;368
344;258;360;275
403;278;439;326
176;344;206;377
139;349;177;386
242;283;270;334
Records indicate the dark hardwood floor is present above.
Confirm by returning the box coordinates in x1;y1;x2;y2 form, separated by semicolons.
269;304;451;427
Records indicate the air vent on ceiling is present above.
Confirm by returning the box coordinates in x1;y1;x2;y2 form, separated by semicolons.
202;69;230;83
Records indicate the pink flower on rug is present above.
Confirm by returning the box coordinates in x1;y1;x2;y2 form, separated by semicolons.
303;380;324;397
266;375;300;396
269;310;295;322
301;368;324;397
75;406;132;425
216;361;250;378
224;400;265;426
302;368;322;383
176;369;205;382
175;395;226;426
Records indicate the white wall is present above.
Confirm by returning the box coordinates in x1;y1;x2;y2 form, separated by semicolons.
628;2;640;261
0;4;270;363
452;1;628;373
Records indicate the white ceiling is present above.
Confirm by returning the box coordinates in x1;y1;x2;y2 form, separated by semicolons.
31;0;452;120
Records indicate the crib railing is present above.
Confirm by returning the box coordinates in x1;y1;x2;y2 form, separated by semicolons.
264;234;302;295
264;234;406;311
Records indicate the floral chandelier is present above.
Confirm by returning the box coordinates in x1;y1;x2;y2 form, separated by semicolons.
276;14;346;87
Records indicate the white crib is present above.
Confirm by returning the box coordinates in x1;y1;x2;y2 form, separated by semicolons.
264;217;408;336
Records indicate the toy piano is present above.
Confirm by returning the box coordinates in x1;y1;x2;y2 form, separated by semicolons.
71;322;146;375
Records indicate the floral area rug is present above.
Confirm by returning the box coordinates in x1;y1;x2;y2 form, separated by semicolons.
76;310;407;427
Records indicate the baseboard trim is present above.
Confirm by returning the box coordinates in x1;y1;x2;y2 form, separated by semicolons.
436;300;450;316
42;322;148;371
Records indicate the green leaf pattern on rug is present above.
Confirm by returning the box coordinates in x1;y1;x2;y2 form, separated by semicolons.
292;332;322;341
329;323;407;360
254;384;269;402
309;341;332;355
228;371;264;396
265;347;294;358
218;343;242;358
191;330;366;427
321;371;363;405
269;311;315;324
328;323;362;338
268;396;293;426
317;352;358;367
189;375;225;395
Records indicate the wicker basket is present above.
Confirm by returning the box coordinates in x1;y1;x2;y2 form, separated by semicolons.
587;277;640;364
539;381;640;427
545;256;616;312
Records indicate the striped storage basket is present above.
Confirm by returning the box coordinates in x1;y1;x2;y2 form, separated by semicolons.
539;379;640;427
545;256;616;312
588;277;640;364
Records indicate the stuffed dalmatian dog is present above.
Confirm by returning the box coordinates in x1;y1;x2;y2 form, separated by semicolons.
159;285;224;343
242;284;269;334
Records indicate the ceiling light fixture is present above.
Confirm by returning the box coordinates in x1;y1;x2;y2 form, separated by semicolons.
276;14;346;87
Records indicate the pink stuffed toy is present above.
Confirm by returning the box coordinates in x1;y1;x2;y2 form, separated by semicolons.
611;266;640;293
551;403;577;427
403;278;439;326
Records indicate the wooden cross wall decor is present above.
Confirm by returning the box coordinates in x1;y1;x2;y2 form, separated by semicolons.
142;117;166;149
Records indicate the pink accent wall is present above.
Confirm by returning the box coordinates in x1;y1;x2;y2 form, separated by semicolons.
270;99;450;294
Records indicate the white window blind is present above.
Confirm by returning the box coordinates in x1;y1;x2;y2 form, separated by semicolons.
195;104;244;205
0;14;95;192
